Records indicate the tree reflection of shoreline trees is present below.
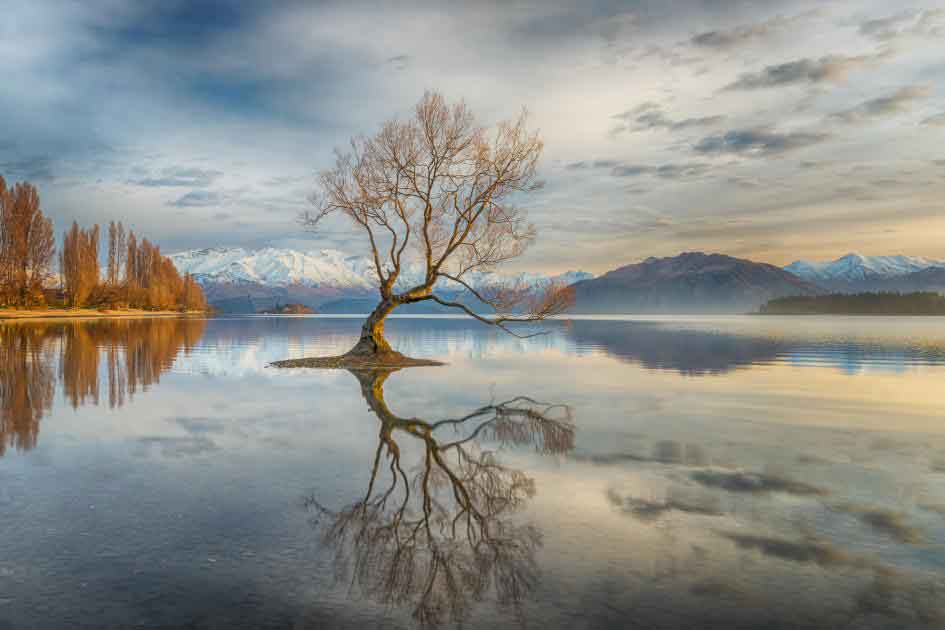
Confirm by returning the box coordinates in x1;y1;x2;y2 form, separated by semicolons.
0;318;207;455
0;325;56;455
307;369;574;628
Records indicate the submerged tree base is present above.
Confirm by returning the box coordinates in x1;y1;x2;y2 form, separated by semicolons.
269;351;444;370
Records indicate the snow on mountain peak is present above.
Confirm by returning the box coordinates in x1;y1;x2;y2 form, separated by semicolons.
168;246;592;291
785;253;945;283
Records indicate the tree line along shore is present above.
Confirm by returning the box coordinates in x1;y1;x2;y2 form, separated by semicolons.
0;175;208;318
760;291;945;315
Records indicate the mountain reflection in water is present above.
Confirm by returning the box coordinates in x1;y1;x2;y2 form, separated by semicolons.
307;369;574;628
1;316;944;629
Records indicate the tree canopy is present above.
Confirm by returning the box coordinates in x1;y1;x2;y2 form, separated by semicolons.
299;91;572;363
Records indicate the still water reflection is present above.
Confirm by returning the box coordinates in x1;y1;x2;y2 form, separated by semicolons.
309;369;573;628
1;315;944;629
1;319;206;456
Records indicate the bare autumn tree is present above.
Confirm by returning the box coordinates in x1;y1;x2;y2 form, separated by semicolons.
124;230;137;288
180;273;207;312
60;222;100;308
303;91;573;365
114;222;125;284
107;221;121;286
0;177;14;304
0;178;55;306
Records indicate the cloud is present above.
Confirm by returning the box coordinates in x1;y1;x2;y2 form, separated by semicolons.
606;487;721;521
690;11;817;49
133;167;224;187
833;503;925;544
858;9;945;41
722;533;856;568
691;469;826;495
694;127;828;158
828;85;930;124
0;155;56;181
173;416;226;435
572;160;711;180
134;436;219;458
611;165;652;177
565;159;621;170
386;54;410;70
919;502;945;516
724;54;879;90
922;111;945;126
168;190;223;207
612;102;724;133
1;1;944;267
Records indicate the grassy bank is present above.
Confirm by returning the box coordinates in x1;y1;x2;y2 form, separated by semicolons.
0;307;207;321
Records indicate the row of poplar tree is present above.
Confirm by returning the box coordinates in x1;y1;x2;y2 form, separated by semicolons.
0;175;207;311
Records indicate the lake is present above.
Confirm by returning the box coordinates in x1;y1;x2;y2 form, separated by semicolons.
2;315;944;629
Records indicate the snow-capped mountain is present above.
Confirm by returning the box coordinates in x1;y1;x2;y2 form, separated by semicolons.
169;247;376;290
785;253;945;286
169;246;592;292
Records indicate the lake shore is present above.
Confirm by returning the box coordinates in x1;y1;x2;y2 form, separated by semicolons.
0;308;207;321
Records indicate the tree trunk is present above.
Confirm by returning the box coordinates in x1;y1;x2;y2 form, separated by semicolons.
347;298;400;357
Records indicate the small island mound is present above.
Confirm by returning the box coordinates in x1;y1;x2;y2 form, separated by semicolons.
270;355;444;369
760;291;945;315
259;303;315;315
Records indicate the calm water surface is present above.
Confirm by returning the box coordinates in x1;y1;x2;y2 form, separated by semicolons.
2;315;945;629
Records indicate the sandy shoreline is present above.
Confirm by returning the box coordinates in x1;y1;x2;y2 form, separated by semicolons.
0;309;207;321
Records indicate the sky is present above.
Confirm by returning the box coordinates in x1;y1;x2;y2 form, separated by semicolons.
1;0;944;274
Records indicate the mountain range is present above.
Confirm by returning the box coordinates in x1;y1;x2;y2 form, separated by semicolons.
169;247;945;314
785;253;945;291
570;252;821;314
168;247;591;314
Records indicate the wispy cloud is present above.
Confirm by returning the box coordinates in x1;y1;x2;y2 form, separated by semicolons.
694;127;829;158
724;54;882;90
922;111;945;126
690;11;817;50
828;85;930;124
168;190;223;208
612;102;724;133
568;159;711;180
858;8;945;42
612;163;711;180
0;155;55;181
134;167;224;188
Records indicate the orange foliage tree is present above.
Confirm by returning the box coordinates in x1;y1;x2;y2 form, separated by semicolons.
0;177;55;306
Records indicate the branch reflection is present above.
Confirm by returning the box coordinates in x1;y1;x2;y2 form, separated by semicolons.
307;369;575;628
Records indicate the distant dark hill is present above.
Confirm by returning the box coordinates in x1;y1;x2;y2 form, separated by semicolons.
760;292;945;315
317;297;454;315
571;252;823;314
318;291;493;315
200;280;372;314
568;319;784;375
872;267;945;293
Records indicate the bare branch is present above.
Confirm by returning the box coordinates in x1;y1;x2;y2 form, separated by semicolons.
296;91;563;358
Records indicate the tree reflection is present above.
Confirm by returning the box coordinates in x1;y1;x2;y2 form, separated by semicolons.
59;318;206;408
0;324;56;455
307;369;574;628
0;318;207;455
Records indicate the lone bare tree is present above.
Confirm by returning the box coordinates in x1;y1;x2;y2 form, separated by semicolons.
296;91;573;367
